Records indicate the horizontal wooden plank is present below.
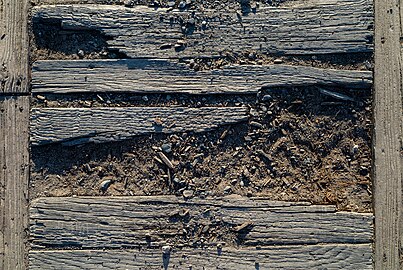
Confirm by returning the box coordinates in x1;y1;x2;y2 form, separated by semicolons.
30;107;249;145
33;0;373;58
32;60;373;94
29;244;373;269
30;196;373;250
32;0;121;4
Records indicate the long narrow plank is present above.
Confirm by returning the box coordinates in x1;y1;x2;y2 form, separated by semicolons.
33;0;373;58
32;60;373;94
373;0;403;269
30;107;249;145
29;244;373;270
30;196;373;249
0;0;30;93
0;97;30;269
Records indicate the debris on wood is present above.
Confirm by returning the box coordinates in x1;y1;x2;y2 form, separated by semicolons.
233;221;254;232
318;87;355;102
100;179;112;192
158;152;174;169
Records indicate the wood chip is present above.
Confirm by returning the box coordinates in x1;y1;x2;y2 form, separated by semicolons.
158;152;174;169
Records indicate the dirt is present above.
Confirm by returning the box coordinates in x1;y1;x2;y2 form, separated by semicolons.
31;86;373;212
30;0;373;214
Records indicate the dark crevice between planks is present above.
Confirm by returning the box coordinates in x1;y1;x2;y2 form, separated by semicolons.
31;17;128;62
31;86;371;108
182;52;374;72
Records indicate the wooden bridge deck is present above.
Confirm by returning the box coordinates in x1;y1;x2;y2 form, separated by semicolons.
0;0;402;269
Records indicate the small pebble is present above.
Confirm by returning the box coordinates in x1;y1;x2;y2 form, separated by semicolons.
142;95;149;102
250;121;263;129
178;1;186;9
161;143;172;154
77;49;85;58
273;58;283;64
36;95;46;101
351;144;359;155
162;245;171;254
173;177;181;184
261;94;272;102
224;186;232;193
183;189;194;199
84;164;92;173
100;179;112;192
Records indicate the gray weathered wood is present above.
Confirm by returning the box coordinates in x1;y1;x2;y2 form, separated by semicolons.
29;196;373;249
32;0;122;4
0;0;30;93
30;107;249;145
32;60;373;94
33;0;373;58
29;244;373;269
0;97;30;269
373;0;403;269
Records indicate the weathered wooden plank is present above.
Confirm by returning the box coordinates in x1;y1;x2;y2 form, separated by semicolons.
33;0;373;58
0;0;30;93
0;96;30;269
29;244;373;269
29;196;373;249
373;0;403;269
32;60;373;94
32;0;122;4
30;107;249;145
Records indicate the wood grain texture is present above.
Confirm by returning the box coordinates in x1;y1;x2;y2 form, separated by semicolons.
0;0;30;93
373;0;403;269
30;107;249;145
33;0;373;58
29;244;373;269
0;96;30;269
32;0;122;4
32;60;373;94
29;196;373;250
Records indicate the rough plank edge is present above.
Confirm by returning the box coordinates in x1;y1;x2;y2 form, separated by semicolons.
28;244;374;270
29;106;249;146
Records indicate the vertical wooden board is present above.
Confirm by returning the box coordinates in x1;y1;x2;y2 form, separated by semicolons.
373;0;403;269
0;96;30;269
0;0;30;93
